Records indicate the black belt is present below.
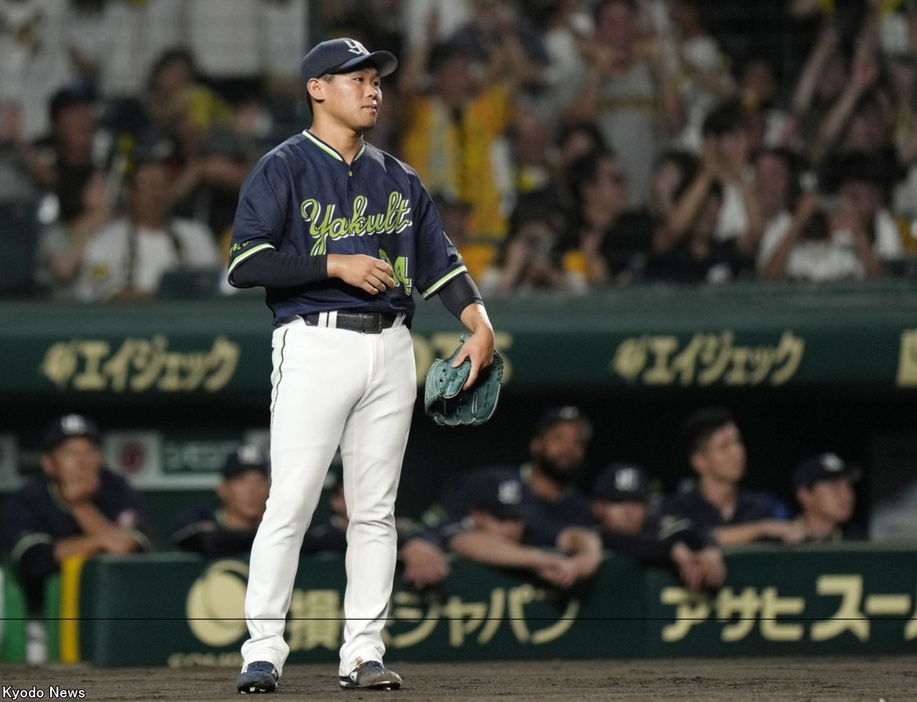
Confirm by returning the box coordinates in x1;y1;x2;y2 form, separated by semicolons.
301;311;398;334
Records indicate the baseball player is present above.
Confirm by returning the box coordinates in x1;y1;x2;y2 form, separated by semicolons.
228;37;495;693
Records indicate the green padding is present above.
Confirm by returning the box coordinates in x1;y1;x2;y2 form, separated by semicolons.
3;281;917;395
74;545;917;666
1;563;26;662
0;565;62;663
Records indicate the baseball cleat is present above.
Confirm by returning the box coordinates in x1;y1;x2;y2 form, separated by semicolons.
237;661;279;694
339;661;403;690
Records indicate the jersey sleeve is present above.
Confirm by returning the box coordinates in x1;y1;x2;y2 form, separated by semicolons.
0;485;58;580
227;154;292;280
411;183;468;299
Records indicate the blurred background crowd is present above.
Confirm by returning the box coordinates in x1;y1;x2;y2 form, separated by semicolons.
3;0;917;303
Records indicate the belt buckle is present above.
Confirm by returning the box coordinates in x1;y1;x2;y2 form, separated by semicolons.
362;313;382;334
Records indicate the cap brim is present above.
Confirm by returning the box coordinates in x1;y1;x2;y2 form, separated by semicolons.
331;51;398;78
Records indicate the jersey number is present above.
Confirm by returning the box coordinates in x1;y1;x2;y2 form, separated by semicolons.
379;249;412;294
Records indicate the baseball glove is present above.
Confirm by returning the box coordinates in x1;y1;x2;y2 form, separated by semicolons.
424;335;504;427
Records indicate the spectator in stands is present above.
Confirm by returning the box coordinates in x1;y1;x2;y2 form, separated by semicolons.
144;48;235;150
0;414;152;618
646;117;762;283
169;121;257;261
787;21;850;154
546;119;609;212
761;151;912;280
758;184;885;281
478;197;580;295
734;55;794;150
791;452;867;542
170;444;271;556
529;0;595;129
589;462;726;590
34;168;114;299
704;99;766;246
752;147;800;275
665;0;735;153
435;470;602;590
398;20;529;242
18;81;106;222
74;152;219;301
559;148;647;286
658;407;805;546
564;0;684;208
805;13;889;167
825;150;916;256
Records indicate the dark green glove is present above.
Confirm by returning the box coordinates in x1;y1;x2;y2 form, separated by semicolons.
424;336;504;427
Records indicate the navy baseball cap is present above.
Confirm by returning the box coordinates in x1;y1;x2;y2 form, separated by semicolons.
300;37;398;83
469;475;529;521
591;462;651;502
221;444;270;480
532;406;593;441
792;453;861;490
42;414;101;451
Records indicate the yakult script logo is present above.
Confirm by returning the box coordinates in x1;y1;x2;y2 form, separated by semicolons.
302;192;413;255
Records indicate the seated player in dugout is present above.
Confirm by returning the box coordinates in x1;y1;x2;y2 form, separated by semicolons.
435;471;602;591
791;452;867;542
658;406;806;546
170;444;272;556
589;462;726;591
0;414;152;615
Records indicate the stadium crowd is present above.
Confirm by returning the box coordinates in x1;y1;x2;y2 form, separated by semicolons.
2;0;917;301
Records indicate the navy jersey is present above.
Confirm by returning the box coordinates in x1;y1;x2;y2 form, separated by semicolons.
0;469;151;579
658;489;777;536
435;466;594;548
0;468;151;614
228;130;467;325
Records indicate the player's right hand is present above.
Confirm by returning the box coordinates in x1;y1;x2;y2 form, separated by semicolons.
327;254;395;295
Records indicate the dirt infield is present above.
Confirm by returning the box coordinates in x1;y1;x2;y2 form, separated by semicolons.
2;657;916;702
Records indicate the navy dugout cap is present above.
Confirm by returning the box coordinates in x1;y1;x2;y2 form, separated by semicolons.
42;414;101;452
221;444;270;480
300;37;398;83
792;453;861;491
532;405;593;442
470;475;529;521
591;462;651;502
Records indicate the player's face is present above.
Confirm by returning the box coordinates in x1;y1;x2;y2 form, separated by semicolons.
42;437;102;482
221;470;270;522
320;68;383;132
802;479;855;525
693;423;746;485
531;420;587;483
592;499;647;536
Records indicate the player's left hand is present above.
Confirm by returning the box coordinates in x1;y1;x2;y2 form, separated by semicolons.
454;304;496;390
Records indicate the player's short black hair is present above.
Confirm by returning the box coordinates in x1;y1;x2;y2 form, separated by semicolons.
680;407;735;458
304;73;336;116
